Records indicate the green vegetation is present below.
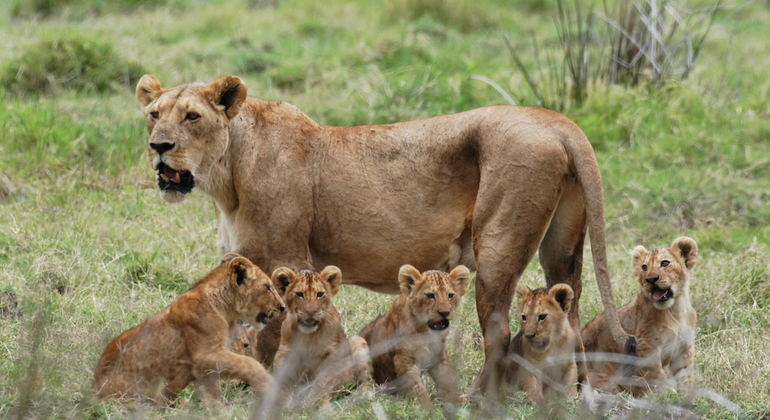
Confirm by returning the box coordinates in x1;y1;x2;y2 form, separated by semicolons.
0;0;768;418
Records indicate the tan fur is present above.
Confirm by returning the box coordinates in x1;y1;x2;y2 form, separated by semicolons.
272;266;371;405
581;237;698;396
136;74;634;392
230;321;259;359
359;265;470;405
92;255;285;407
506;283;579;404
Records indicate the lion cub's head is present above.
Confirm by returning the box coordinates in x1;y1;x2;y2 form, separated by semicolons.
515;283;575;353
220;253;285;332
632;236;698;310
272;266;342;334
136;75;247;203
398;265;471;332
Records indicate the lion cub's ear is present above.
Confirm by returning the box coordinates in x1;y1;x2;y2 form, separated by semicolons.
398;265;422;296
449;265;471;297
549;283;574;314
632;245;649;277
136;74;163;107
671;236;698;271
320;266;342;297
515;282;532;302
227;257;253;287
208;75;247;120
271;267;295;296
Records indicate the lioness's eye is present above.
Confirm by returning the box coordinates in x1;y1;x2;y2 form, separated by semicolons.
425;293;435;299
641;264;648;271
316;291;325;298
150;111;159;119
538;314;547;321
448;293;455;299
185;112;200;121
521;315;527;321
661;260;670;267
295;291;304;298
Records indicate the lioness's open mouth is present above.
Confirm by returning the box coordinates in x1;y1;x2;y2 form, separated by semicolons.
156;162;194;194
652;286;673;303
297;318;319;329
428;319;449;331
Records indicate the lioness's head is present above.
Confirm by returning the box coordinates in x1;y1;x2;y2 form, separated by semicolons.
221;253;285;332
272;266;342;334
632;236;698;310
398;265;470;332
515;283;574;353
136;74;247;203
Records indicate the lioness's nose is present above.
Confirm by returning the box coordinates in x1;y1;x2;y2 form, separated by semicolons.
646;276;659;284
150;142;175;154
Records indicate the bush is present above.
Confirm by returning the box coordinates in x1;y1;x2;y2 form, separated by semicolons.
1;34;146;95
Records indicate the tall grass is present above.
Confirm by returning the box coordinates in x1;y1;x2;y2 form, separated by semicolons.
0;0;768;418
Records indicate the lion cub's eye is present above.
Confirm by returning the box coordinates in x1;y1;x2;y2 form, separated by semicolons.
661;260;670;267
243;343;249;348
295;291;304;298
425;293;435;299
538;314;547;321
185;112;200;121
641;264;648;271
149;111;159;119
265;285;272;291
316;291;325;298
521;315;527;321
448;293;455;299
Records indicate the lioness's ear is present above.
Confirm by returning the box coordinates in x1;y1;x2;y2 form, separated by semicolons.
632;245;648;277
208;75;247;120
271;267;294;296
671;236;698;271
549;283;574;313
398;265;422;295
320;266;342;296
228;257;252;287
449;265;471;297
136;74;163;107
515;282;531;302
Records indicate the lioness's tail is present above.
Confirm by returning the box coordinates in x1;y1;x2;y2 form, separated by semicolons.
563;131;637;357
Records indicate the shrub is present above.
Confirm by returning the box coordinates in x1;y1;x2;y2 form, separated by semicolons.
1;34;145;95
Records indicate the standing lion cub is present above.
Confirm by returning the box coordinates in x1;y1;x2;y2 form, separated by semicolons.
505;283;579;404
92;254;285;407
581;236;698;396
359;265;470;405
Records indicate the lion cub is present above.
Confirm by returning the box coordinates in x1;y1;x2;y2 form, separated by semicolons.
359;265;470;405
271;266;371;404
506;283;579;404
581;236;698;396
92;254;285;407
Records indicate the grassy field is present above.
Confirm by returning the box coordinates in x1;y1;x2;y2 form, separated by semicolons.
1;0;768;418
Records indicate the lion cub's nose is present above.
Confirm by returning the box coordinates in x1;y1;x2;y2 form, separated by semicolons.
279;305;285;313
438;310;450;318
646;276;659;284
150;142;176;154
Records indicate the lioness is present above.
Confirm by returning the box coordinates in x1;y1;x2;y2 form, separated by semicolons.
581;236;698;396
136;74;634;392
506;283;579;404
92;254;284;407
271;266;371;405
359;265;470;405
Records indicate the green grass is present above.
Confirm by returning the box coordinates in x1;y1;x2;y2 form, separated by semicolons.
1;0;769;418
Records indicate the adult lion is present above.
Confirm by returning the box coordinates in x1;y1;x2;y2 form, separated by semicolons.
135;74;634;393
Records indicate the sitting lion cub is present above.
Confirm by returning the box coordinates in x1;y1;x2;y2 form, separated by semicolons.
505;283;579;404
359;265;470;405
93;254;285;407
271;266;371;405
581;236;698;396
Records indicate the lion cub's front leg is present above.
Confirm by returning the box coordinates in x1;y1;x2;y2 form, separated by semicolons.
394;352;431;405
428;351;466;405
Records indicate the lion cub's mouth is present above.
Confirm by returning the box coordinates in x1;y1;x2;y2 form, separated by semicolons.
651;286;673;303
297;318;320;329
428;319;449;331
256;312;270;325
156;162;194;194
528;339;548;350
